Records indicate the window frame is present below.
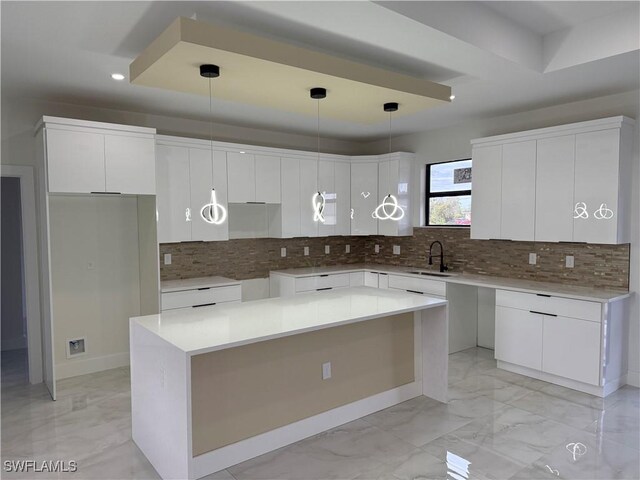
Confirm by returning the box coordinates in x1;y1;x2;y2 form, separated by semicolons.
425;158;472;227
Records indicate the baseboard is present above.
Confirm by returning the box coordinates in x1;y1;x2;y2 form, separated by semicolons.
626;371;640;388
56;352;129;379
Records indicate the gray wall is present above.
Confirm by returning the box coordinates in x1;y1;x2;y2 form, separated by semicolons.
1;176;26;351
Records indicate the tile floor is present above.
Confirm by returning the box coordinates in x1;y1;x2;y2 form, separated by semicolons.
1;347;638;480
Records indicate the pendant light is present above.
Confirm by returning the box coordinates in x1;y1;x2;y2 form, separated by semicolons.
373;102;405;221
311;87;327;223
199;64;227;225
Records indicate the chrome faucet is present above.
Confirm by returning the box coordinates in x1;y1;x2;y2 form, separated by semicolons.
428;241;448;273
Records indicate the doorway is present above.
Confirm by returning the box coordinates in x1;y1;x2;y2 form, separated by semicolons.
1;166;43;386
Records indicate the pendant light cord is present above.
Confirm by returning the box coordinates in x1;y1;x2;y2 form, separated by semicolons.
209;76;214;166
316;98;320;188
388;110;392;195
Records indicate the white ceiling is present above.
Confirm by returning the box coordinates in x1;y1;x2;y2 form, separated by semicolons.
1;1;638;141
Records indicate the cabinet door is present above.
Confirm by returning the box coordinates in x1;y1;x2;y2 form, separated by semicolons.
156;145;191;243
364;272;379;288
495;306;542;370
317;159;335;237
334;162;351;235
255;155;281;203
104;134;156;194
46;128;105;193
350;162;378;235
543;315;601;385
190;148;229;241
377;160;396;236
280;157;301;238
470;145;502;239
500;141;536;240
299;157;318;237
574;129;620;244
227;152;255;203
535;135;575;242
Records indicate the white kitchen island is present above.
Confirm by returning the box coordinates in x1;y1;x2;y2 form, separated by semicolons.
130;287;448;480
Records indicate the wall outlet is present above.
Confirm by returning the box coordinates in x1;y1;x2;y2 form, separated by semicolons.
375;244;380;254
393;245;401;255
281;247;287;257
304;246;309;256
164;253;172;265
325;245;330;254
345;244;350;254
528;253;537;265
322;362;332;380
566;255;575;268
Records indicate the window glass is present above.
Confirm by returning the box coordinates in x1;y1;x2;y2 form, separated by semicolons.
429;159;472;193
428;195;471;225
426;159;472;226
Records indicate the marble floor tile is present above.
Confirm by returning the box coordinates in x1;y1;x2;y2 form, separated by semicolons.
2;347;638;480
528;431;640;479
448;405;588;465
506;390;603;429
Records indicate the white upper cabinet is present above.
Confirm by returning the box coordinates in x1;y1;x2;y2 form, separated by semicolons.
104;134;156;195
299;157;319;237
39;117;156;195
227;152;256;203
46;128;106;194
350;161;378;236
377;154;413;237
500;141;536;241
255;155;281;203
535;135;575;242
334;161;351;236
318;159;335;237
190;148;228;242
573;129;622;244
470;145;502;240
156;145;191;243
280;156;302;238
472;116;634;244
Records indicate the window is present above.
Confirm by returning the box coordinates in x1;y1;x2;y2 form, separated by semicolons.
425;159;472;226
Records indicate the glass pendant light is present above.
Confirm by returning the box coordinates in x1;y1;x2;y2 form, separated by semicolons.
199;64;227;225
373;102;405;221
311;87;327;223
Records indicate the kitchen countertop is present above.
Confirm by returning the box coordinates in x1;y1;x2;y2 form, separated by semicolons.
161;276;241;293
270;264;629;303
131;287;446;355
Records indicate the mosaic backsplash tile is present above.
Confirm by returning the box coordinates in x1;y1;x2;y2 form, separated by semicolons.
160;228;629;290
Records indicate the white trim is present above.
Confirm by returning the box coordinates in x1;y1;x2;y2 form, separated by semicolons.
471;116;635;147
0;165;43;385
55;352;129;380
626;371;640;388
497;360;626;397
191;382;422;480
35;116;156;136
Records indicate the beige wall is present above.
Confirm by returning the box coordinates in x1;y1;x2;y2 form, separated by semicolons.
364;89;640;385
191;313;414;456
49;196;141;378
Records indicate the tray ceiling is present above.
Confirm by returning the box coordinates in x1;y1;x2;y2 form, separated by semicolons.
130;17;451;125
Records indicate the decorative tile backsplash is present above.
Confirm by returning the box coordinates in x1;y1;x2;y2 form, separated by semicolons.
160;228;630;290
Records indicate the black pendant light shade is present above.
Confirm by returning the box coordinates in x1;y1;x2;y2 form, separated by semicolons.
384;102;399;112
310;87;327;99
200;64;220;78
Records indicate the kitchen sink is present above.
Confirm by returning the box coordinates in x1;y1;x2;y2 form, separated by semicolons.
406;270;452;277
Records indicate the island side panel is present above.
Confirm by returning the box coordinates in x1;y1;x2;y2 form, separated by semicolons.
421;304;449;402
190;313;414;457
130;321;191;480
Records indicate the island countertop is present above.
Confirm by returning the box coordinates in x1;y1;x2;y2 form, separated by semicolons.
130;286;446;356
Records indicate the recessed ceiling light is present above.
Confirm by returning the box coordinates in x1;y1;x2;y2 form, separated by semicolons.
111;73;125;81
239;151;246;154
449;94;456;101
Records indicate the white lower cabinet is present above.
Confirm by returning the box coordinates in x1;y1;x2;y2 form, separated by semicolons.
161;285;241;311
495;306;543;371
542;315;601;386
387;274;446;297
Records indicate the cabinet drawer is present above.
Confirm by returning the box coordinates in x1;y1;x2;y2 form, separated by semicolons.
295;273;350;293
388;275;446;297
161;285;241;310
495;290;601;322
349;272;364;287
